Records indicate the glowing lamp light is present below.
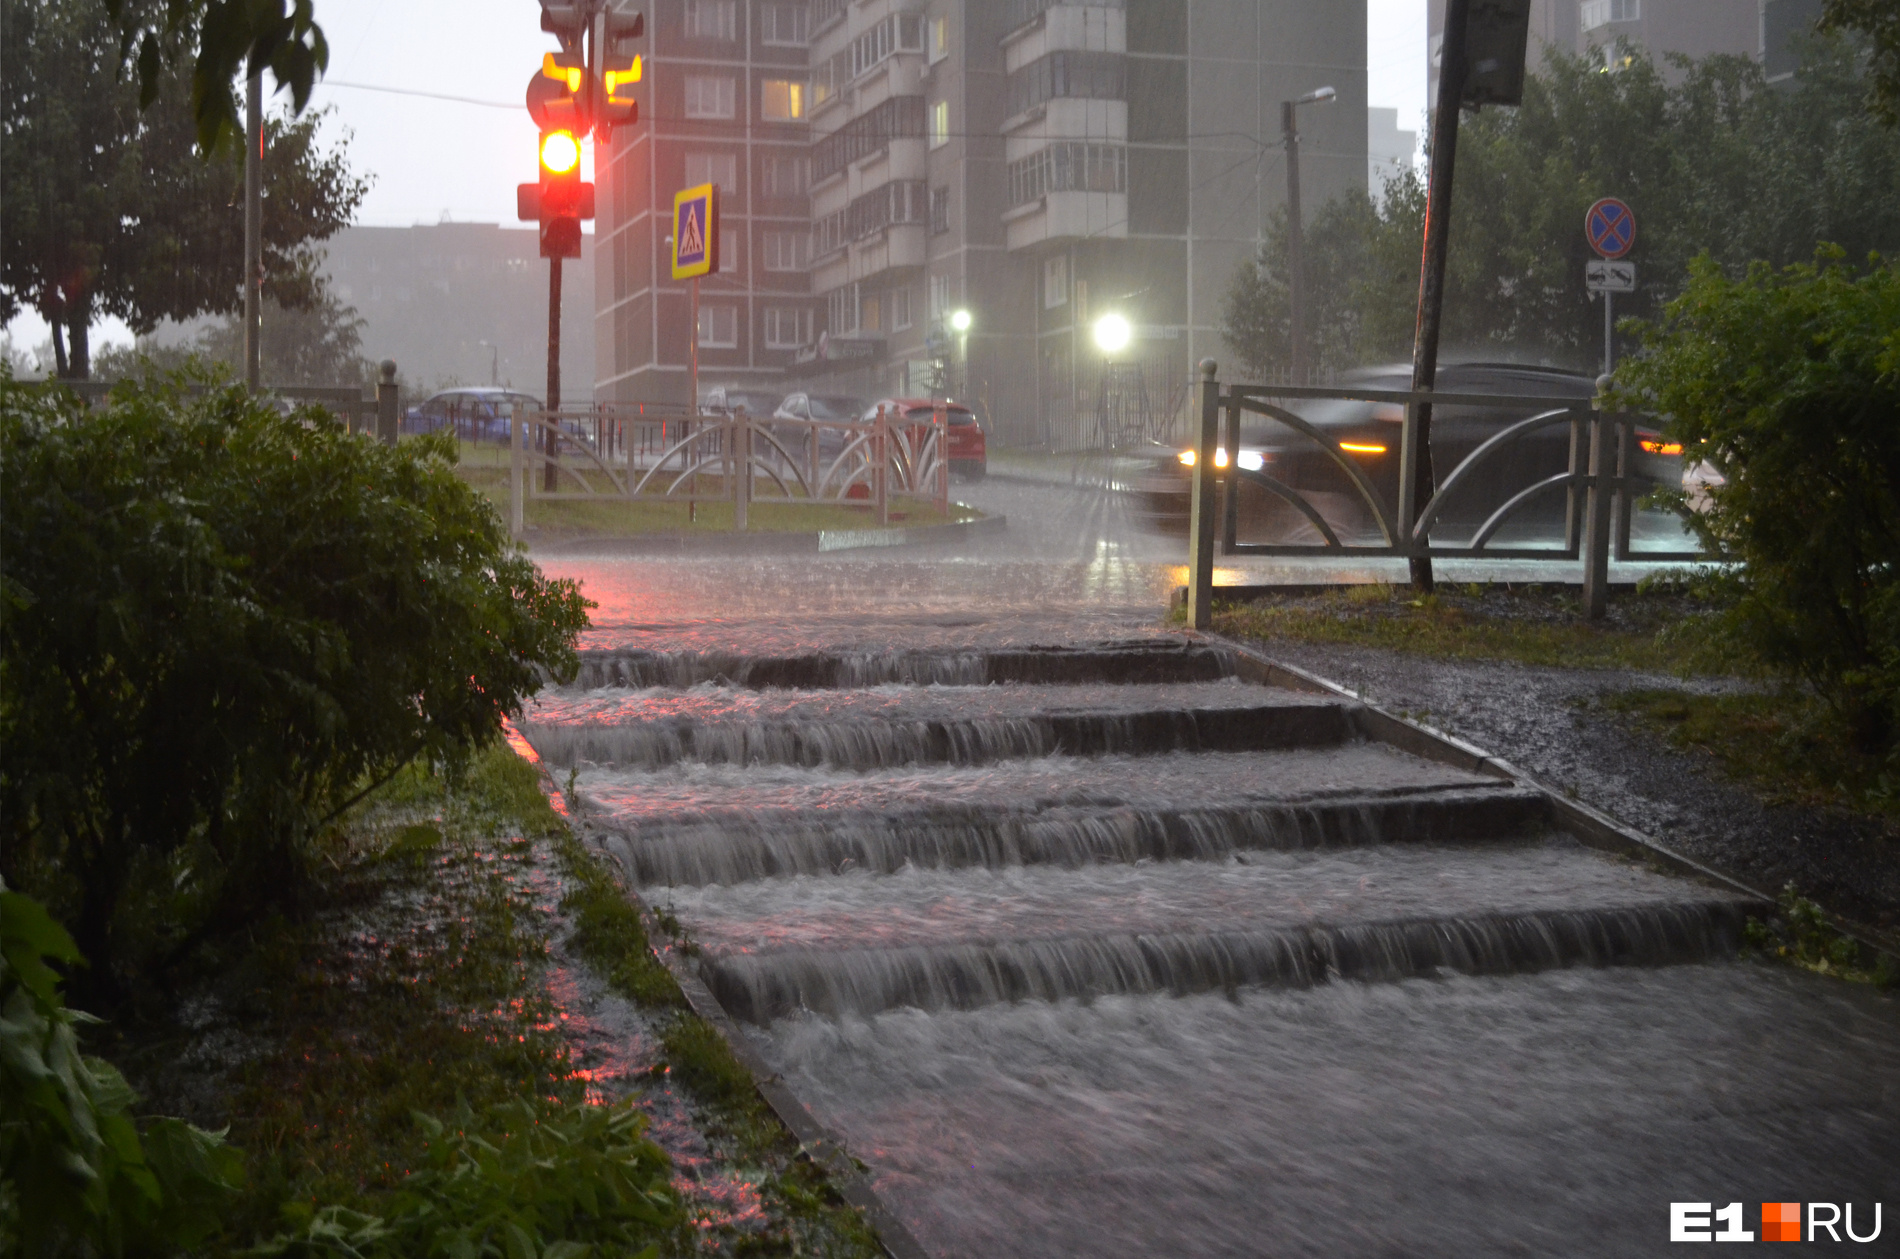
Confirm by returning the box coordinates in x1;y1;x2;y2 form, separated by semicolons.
540;131;582;174
543;52;584;92
1639;438;1683;455
1092;312;1132;354
949;308;973;333
1339;440;1387;455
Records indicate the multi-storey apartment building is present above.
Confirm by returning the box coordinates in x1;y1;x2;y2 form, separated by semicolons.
595;0;1366;448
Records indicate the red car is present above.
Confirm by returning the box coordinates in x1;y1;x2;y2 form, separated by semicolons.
862;397;986;482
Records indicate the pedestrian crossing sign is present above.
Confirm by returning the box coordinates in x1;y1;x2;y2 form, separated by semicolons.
671;183;720;280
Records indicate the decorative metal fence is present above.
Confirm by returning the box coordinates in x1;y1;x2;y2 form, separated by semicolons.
506;403;950;534
1182;361;1713;627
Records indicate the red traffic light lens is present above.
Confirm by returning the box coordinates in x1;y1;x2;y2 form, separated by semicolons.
540;131;581;174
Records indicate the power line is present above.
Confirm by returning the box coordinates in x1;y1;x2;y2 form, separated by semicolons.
314;79;519;110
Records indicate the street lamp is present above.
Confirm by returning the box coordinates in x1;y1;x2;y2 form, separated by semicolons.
1092;312;1132;355
949;308;972;396
1282;84;1335;384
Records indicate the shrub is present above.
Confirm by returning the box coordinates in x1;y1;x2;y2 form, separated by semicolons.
0;374;591;996
1614;249;1900;749
1;882;244;1257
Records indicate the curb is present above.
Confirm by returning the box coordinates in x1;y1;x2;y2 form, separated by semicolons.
1208;632;1900;968
511;740;928;1259
525;509;1005;557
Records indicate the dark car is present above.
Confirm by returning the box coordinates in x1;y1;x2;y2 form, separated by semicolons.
406;388;543;443
861;398;986;482
1131;362;1679;542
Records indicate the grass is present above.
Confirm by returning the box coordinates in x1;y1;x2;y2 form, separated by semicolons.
1598;687;1900;824
99;741;886;1255
446;440;978;536
1207;582;1707;672
552;827;887;1258
1744;883;1899;987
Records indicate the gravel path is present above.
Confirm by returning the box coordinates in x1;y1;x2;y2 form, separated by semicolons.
1228;636;1900;933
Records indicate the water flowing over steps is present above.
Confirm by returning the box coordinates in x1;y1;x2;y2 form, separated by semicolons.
524;645;1753;1020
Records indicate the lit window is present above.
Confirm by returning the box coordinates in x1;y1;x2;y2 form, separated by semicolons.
684;0;737;40
698;304;738;347
1043;255;1068;308
930;14;949;62
762;79;806;121
685;75;736;119
929;99;949;148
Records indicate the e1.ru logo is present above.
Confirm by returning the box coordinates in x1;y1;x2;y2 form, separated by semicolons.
1671;1202;1883;1242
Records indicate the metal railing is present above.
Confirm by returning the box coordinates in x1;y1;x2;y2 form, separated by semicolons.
506;403;951;535
1183;360;1710;627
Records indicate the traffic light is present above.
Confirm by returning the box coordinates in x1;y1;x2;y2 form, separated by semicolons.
518;130;594;259
526;50;586;133
595;5;644;140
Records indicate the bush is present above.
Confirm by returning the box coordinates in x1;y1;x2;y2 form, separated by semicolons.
1614;249;1900;750
0;374;591;997
1;882;244;1257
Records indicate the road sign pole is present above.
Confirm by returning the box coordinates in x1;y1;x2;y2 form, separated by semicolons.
545;253;562;492
1603;290;1613;377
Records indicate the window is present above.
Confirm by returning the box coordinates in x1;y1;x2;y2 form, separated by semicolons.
1006;142;1126;207
929;100;949;148
721;230;739;271
892;287;913;330
930;185;949;234
812;0;846;30
761;79;806;121
685;75;736;118
760;3;808;45
684;0;737;40
762;154;809;197
764;307;814;348
1580;0;1638;30
812;95;925;181
1043;255;1067;308
685;152;738;192
847;14;925;80
826;284;859;334
861;293;883;333
1007;51;1124;118
929;15;949;62
928;273;950;319
811;184;926;253
763;229;810;271
698;304;738;347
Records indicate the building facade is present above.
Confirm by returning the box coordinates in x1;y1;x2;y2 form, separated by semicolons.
594;0;1366;448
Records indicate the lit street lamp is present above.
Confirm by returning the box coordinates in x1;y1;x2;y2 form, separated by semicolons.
949;308;972;395
1283;84;1335;384
1092;312;1132;355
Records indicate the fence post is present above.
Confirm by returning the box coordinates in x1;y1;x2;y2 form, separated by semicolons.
510;411;525;537
376;360;399;445
1221;385;1242;552
1186;359;1221;629
1397;392;1423;557
876;405;890;527
1581;379;1613;620
734;411;750;532
937;406;949;518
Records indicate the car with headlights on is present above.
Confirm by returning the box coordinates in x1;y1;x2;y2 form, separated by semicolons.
1129;362;1681;543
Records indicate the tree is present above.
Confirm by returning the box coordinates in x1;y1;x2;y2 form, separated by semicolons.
0;378;591;998
1614;249;1900;751
1223;40;1900;377
1820;0;1900;125
0;0;365;378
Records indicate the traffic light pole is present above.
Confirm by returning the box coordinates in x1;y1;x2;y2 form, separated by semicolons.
546;255;562;492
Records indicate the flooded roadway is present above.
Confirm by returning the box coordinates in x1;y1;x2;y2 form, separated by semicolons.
526;475;1899;1258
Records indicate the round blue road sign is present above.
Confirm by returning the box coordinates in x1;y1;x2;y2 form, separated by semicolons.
1585;197;1636;259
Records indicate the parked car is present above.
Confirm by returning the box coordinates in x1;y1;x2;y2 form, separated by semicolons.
703;386;786;419
768;392;868;466
407;388;543;443
860;398;986;482
1129;362;1679;540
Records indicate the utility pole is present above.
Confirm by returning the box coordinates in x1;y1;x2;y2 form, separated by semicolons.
546;255;562;490
1281;86;1334;386
244;65;263;392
